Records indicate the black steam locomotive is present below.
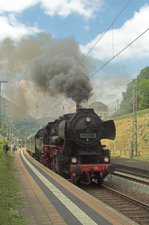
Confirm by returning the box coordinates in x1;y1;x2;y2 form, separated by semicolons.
27;106;116;185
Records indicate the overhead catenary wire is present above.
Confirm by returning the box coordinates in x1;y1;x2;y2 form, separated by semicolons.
38;1;149;115
8;2;135;120
85;0;133;57
89;27;149;79
42;26;149;117
33;1;135;116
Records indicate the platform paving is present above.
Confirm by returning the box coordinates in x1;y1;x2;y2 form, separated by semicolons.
13;149;138;225
14;150;66;225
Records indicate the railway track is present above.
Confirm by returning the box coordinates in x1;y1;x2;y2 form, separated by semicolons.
82;183;149;225
113;164;149;177
113;170;149;186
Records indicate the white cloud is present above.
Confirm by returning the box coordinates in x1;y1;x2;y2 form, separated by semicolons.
41;0;103;19
0;0;39;12
0;0;104;40
81;5;149;60
0;14;41;40
0;0;103;19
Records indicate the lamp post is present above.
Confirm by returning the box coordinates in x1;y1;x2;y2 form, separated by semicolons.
0;81;8;128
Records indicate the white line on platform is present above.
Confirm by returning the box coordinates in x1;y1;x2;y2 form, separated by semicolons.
21;150;99;225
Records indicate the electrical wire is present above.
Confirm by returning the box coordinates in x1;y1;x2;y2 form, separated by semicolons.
37;2;149;115
89;27;149;78
30;1;134;119
36;1;134;115
43;24;149;116
85;0;133;56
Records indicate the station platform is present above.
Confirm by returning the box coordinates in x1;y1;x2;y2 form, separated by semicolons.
14;149;138;225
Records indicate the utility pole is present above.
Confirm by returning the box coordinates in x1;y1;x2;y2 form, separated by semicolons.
130;79;138;158
3;97;6;143
0;81;8;128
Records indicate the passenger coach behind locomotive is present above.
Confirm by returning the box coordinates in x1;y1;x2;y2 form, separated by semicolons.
39;106;116;185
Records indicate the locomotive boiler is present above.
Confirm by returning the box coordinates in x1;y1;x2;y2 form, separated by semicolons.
27;106;116;185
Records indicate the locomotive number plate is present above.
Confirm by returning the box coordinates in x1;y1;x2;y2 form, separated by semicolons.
80;133;96;138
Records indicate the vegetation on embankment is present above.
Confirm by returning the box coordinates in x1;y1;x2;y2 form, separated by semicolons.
103;108;149;161
113;67;149;116
0;141;26;225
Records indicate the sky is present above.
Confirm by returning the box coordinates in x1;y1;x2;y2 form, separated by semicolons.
0;0;149;119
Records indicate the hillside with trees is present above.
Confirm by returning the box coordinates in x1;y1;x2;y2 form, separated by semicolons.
106;66;149;160
114;67;149;116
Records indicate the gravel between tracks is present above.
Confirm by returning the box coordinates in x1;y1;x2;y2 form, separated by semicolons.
105;174;149;205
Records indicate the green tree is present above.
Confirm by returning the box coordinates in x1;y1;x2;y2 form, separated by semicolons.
137;67;149;110
137;66;149;79
115;66;149;116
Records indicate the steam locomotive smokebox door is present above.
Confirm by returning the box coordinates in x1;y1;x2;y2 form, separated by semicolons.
102;120;116;140
69;108;102;146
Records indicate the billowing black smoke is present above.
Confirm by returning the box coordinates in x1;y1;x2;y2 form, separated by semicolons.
0;34;92;119
29;38;92;104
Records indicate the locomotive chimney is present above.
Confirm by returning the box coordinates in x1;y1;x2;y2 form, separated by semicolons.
76;104;81;111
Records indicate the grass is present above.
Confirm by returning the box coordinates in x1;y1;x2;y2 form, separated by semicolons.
103;108;149;161
135;155;149;161
0;148;26;225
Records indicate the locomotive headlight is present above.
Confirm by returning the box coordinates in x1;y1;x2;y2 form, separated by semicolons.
71;157;77;164
85;117;91;122
104;157;110;163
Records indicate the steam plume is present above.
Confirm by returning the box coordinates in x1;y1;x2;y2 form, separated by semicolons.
29;38;92;104
0;34;92;119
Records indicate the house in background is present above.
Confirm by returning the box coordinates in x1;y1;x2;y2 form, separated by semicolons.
89;102;108;119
